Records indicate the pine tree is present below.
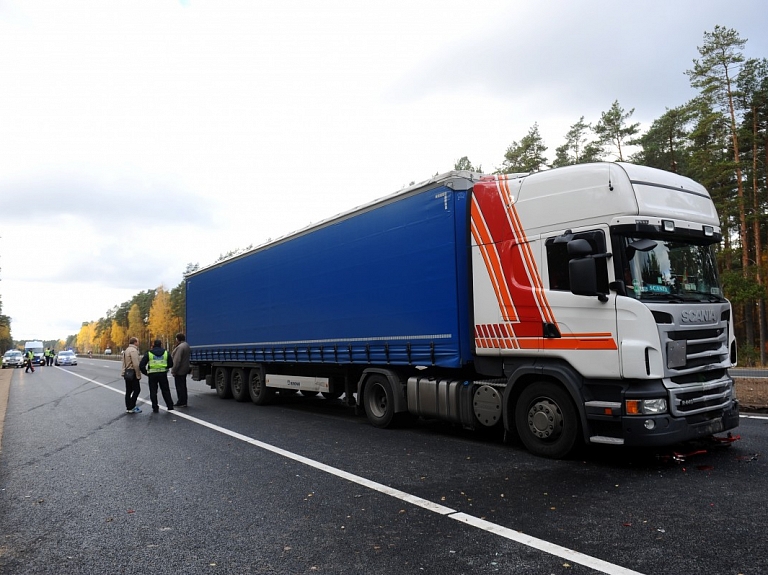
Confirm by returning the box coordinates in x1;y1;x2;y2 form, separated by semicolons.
687;26;752;344
594;100;640;162
499;123;548;173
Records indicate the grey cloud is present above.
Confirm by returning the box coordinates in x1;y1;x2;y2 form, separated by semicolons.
1;171;216;229
391;0;768;129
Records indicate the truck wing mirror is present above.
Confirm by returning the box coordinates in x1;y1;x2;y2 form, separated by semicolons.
570;258;599;296
567;238;593;257
626;238;657;261
568;238;610;303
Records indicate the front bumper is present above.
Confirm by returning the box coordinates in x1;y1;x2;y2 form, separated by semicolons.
589;401;740;447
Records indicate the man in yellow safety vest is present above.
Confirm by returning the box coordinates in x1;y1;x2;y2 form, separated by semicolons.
139;339;175;413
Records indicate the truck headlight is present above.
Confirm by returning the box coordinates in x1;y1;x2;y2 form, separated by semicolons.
625;398;668;415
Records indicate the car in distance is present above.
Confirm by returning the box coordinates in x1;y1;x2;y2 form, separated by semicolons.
54;350;78;366
2;350;24;369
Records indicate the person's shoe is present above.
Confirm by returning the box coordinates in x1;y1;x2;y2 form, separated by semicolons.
126;409;134;414
152;407;159;413
175;403;187;407
132;407;142;413
167;406;174;411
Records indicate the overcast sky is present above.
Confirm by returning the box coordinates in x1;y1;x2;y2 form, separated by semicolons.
1;0;767;342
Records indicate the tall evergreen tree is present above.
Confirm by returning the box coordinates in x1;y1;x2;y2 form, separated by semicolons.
551;117;602;168
736;57;768;362
453;156;483;173
631;105;695;173
499;123;548;174
594;100;640;161
687;26;753;344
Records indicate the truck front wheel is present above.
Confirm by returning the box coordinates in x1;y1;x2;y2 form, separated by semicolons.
231;368;249;402
214;367;232;399
363;375;395;428
514;382;579;459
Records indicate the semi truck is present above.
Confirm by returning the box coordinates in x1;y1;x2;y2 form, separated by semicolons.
187;162;739;458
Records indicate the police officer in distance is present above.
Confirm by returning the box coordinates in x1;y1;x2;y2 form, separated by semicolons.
139;339;175;413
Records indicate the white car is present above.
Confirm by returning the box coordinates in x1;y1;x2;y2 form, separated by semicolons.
55;351;78;366
2;350;24;368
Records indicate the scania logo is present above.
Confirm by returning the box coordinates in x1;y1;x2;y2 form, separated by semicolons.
681;309;717;324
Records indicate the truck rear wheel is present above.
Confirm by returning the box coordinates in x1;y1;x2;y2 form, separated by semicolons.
514;382;579;459
231;368;249;402
214;367;232;399
363;374;395;428
248;368;272;405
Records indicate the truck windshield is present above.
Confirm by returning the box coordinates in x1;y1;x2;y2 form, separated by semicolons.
617;234;724;302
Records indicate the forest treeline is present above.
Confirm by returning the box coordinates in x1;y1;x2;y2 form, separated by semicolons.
64;262;201;354
5;26;767;364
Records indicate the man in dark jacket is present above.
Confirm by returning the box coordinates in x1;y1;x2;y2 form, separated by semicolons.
24;350;35;373
170;333;191;407
139;339;175;413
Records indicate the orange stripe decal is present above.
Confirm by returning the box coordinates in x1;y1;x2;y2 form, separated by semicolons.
471;177;617;352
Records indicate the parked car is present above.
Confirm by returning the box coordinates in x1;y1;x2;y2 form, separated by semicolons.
2;350;24;369
54;350;78;366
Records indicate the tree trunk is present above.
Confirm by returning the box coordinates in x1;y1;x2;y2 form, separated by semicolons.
752;106;766;365
724;66;752;348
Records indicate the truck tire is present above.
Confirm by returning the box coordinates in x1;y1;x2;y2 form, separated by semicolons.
230;368;249;402
214;367;232;399
363;374;395;428
248;368;272;405
514;382;579;459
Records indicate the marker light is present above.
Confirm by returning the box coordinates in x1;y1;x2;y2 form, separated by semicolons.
625;398;668;415
662;220;675;233
703;225;714;237
626;400;641;415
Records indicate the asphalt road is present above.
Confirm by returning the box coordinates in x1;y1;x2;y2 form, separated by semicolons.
1;359;767;575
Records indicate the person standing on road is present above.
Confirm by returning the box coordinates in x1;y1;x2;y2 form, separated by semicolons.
24;350;35;373
121;337;142;414
45;347;54;366
171;333;191;407
139;339;175;413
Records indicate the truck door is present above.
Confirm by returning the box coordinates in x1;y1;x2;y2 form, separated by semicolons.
542;227;620;378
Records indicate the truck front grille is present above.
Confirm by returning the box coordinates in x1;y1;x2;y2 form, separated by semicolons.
668;378;733;417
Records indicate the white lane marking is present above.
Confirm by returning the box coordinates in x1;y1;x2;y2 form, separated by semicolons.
740;414;768;420
64;369;642;575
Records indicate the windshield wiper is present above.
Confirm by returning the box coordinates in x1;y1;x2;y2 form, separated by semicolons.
641;292;685;302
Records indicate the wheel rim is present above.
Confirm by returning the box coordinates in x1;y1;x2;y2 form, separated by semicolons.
216;370;225;391
526;398;563;440
232;371;242;394
367;384;388;418
250;373;261;395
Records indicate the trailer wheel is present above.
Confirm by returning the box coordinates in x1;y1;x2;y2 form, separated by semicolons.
231;368;249;402
514;382;579;459
363;374;395;428
214;367;232;399
248;368;272;405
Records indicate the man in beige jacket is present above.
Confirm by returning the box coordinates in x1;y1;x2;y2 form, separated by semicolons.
171;333;191;407
121;337;142;414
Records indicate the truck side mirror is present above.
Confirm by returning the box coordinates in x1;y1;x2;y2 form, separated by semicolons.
626;238;657;261
567;238;593;257
569;257;599;296
568;239;609;303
